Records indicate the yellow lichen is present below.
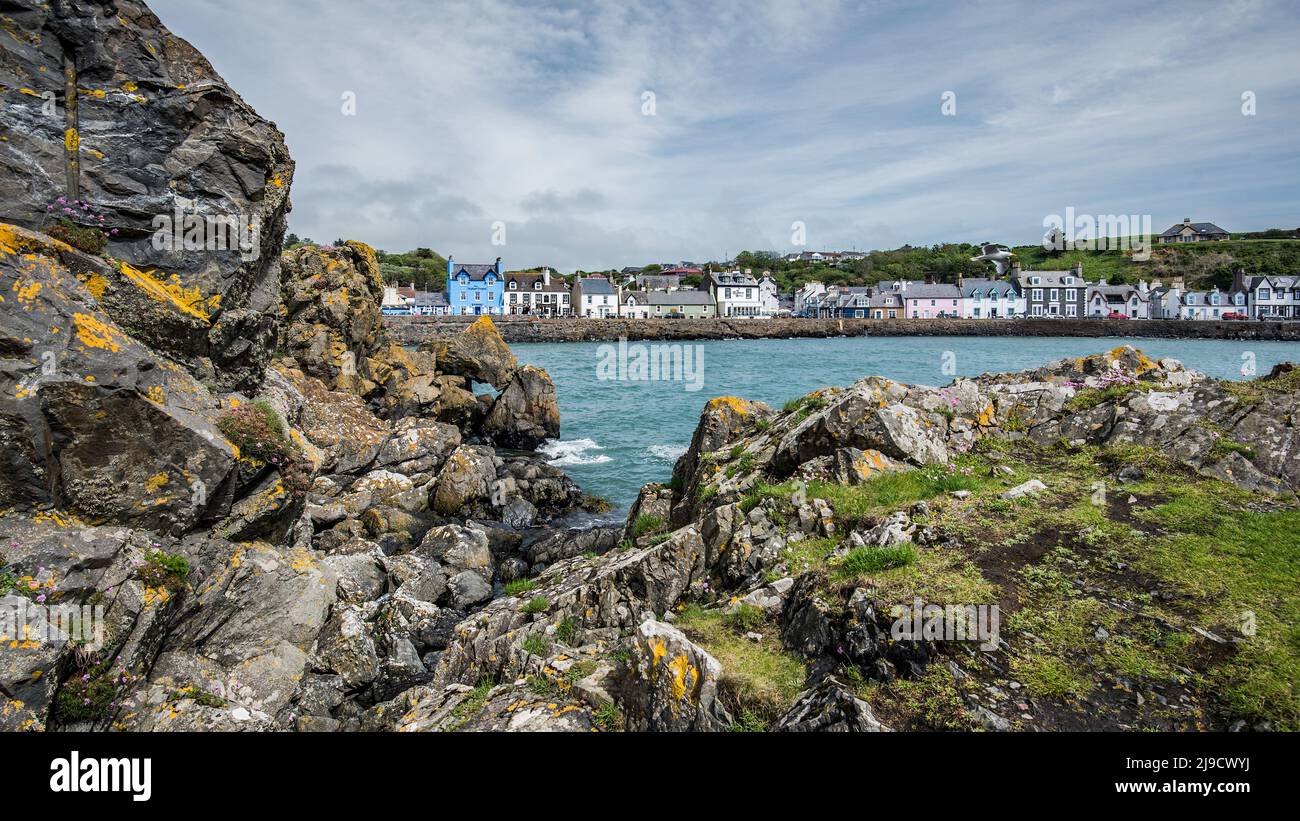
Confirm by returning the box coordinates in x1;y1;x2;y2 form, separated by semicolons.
72;312;123;352
63;127;79;152
118;262;213;322
144;473;168;493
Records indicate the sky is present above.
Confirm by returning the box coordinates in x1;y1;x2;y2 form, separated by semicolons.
151;0;1300;271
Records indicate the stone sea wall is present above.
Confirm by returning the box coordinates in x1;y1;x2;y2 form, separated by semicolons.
384;315;1300;345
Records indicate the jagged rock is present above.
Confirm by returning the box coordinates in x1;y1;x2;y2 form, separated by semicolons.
524;526;620;566
431;316;518;389
431;445;499;516
324;552;387;604
847;511;911;550
781;573;838;658
315;606;379;690
482;365;560;449
622;620;731;732
0;2;293;391
445;571;493;610
773;676;890;732
416;524;492;582
368;680;593;732
671;397;772;518
279;366;389;474
278;242;386;395
375;419;461;474
624;483;674;541
0;226;237;530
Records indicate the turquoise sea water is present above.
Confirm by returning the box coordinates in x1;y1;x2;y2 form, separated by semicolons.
512;335;1300;511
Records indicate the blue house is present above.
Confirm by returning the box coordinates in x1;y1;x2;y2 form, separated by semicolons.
446;256;504;315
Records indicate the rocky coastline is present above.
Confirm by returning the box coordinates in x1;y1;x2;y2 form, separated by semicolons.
2;0;1298;734
384;315;1300;345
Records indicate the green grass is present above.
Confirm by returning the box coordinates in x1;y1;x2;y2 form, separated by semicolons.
834;543;918;577
520;596;549;615
676;605;807;725
1065;381;1161;412
520;633;551;657
444;678;494;731
555;617;577;645
725;602;766;632
760;462;985;527
631;514;664;538
592;701;622;731
503;578;538;596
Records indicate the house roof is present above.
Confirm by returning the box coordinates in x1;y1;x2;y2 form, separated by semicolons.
578;276;615;295
451;263;499;281
898;283;962;299
961;278;1018;298
710;271;758;287
649;291;713;306
1018;270;1084;287
412;291;447;307
1160;221;1228;237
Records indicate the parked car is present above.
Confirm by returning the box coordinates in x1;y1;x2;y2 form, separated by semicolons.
1105;311;1129;320
1222;312;1247;320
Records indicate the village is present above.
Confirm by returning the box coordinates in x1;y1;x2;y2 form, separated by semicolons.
381;218;1300;323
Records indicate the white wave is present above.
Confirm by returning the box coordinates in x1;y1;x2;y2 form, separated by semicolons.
648;444;687;462
539;438;613;466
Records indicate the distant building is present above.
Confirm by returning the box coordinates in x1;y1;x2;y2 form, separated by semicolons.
758;275;781;317
1085;282;1149;319
575;275;617;317
619;290;652;319
636;273;683;291
504;268;571;316
896;281;962;319
412;290;449;315
794;282;826;316
708;270;764;317
1236;271;1300;319
446;256;504;315
1158;218;1230;244
1017;263;1087;318
647;290;716;318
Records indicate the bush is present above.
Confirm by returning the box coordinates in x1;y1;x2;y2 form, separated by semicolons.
47;219;107;255
521;596;549;615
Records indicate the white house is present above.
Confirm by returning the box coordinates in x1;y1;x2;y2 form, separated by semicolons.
795;281;826;316
709;270;764;318
1242;274;1300;319
758;275;781;317
574;275;617;317
960;278;1022;318
619;291;652;319
1085;282;1150;319
504;268;571;316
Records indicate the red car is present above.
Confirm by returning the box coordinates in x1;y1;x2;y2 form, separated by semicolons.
1222;312;1247;320
1106;311;1129;319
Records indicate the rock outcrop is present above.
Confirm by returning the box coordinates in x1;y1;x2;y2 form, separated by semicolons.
0;0;294;390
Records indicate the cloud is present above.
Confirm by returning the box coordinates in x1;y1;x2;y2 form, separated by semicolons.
152;0;1300;269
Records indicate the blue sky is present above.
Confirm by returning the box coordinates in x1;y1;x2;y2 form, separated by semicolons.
152;0;1300;270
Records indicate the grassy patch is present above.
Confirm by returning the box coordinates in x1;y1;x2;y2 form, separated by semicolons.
520;596;549;615
834;543;917;577
631;514;664;538
676;605;807;726
215;400;310;495
503;578;538;597
137;550;190;592
520;633;551;656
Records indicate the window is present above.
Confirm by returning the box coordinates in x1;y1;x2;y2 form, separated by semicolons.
1031;289;1043;301
459;291;467;301
1048;304;1059;315
1260;289;1271;300
1065;289;1077;301
1066;304;1077;317
1049;288;1059;301
1030;277;1040;286
474;291;481;301
1032;305;1043;316
509;281;516;290
534;282;541;290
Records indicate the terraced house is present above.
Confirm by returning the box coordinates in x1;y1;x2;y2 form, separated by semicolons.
894;281;961;318
446;256;504;315
504;268;571;316
961;277;1022;318
1237;271;1300;319
1085;282;1150;319
1017;263;1087;317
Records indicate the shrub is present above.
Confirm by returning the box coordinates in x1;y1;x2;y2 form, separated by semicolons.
215;400;310;496
47;219;107;255
521;596;549;615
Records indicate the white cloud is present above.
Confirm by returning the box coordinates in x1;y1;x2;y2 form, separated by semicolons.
152;0;1300;269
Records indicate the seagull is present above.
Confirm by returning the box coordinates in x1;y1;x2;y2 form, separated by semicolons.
971;243;1013;275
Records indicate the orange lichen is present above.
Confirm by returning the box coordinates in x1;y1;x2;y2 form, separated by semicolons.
706;396;750;416
72;312;123;352
118;261;213;322
63;127;79;152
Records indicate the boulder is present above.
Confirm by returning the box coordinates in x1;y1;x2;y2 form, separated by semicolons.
431;316;518;389
482;365;560;449
773;676;890;732
622;620;731;732
431;445;498;516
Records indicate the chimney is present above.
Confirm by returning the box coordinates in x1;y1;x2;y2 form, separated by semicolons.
495;256;502;274
1071;262;1083;276
1184;218;1191;225
542;266;551;286
1232;267;1246;292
